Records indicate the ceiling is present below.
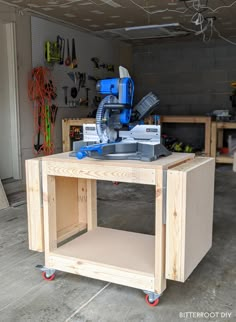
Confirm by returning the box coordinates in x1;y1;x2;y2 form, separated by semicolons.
3;0;236;42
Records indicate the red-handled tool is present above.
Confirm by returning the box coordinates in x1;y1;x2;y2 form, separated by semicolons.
65;39;71;66
71;38;78;69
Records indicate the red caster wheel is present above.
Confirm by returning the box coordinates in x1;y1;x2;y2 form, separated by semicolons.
145;294;160;307
42;271;56;281
113;182;119;185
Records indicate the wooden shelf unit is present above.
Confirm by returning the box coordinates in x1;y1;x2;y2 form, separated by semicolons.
62;118;96;152
26;152;215;296
210;121;236;164
146;115;212;156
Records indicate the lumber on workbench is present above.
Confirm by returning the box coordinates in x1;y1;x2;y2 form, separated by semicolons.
0;179;9;210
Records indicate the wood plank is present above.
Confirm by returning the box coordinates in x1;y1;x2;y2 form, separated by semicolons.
204;117;211;156
210;122;217;158
42;152;194;171
25;158;43;252
154;169;166;294
216;155;233;164
42;164;57;263
0;179;9;210
161;115;211;124
166;157;215;282
45;160;156;185
49;253;154;291
233;152;236;172
56;177;80;241
217;129;223;148
87;179;97;230
215;122;236;129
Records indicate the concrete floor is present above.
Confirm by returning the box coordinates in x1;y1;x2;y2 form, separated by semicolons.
0;167;235;322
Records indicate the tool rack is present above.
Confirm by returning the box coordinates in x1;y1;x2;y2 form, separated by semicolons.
26;152;215;305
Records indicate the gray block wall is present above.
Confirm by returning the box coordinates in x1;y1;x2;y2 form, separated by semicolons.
132;38;236;116
132;38;236;148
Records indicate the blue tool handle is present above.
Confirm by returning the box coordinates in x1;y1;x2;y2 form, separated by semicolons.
76;151;87;159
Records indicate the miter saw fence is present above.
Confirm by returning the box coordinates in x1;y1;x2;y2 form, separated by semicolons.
75;67;171;161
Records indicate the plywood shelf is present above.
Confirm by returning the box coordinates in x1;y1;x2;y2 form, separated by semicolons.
55;227;155;276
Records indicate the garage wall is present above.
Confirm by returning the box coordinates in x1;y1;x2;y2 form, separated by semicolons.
132;39;236;116
30;16;131;153
0;2;132;190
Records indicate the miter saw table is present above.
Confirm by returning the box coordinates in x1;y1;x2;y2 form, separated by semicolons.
26;152;215;306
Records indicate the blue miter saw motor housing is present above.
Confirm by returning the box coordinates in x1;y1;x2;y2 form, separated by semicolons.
96;77;134;125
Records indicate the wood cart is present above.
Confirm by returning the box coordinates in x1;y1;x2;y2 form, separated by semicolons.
26;153;215;306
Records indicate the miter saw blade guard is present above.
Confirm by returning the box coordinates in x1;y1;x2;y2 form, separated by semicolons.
96;94;119;143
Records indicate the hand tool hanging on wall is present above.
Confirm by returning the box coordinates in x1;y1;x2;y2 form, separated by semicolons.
62;86;68;105
65;39;71;66
57;36;65;65
34;103;43;152
71;86;78;99
71;38;78;69
85;87;90;106
78;73;86;92
50;104;58;124
45;41;60;64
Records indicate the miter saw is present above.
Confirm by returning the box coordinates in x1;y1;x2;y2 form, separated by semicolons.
74;67;171;162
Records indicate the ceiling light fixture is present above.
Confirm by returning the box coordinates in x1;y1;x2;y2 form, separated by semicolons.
125;23;180;31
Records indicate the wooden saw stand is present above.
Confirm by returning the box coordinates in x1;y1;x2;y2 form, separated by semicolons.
26;152;215;306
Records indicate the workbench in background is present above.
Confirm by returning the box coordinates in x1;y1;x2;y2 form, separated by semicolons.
210;121;236;164
146;116;211;156
62;118;95;152
26;152;215;302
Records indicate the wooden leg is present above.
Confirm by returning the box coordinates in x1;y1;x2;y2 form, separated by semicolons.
25;158;43;252
205;118;211;156
42;165;57;265
87;179;97;231
210;122;217;158
154;170;166;294
62;119;69;152
217;129;223;149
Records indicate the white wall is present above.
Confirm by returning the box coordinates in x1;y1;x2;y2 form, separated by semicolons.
0;21;12;179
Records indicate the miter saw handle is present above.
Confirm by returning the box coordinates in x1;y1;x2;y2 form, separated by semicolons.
76;143;110;159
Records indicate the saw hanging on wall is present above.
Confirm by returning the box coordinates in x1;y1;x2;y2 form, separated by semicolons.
71;38;78;69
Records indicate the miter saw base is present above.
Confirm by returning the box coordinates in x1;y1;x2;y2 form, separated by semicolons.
71;141;171;162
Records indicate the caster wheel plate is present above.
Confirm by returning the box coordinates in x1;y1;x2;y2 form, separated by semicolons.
42;271;56;281
145;294;160;307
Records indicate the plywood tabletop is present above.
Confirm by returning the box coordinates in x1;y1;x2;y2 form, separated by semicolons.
41;152;194;170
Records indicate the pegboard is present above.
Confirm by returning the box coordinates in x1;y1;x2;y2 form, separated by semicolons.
31;16;118;109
